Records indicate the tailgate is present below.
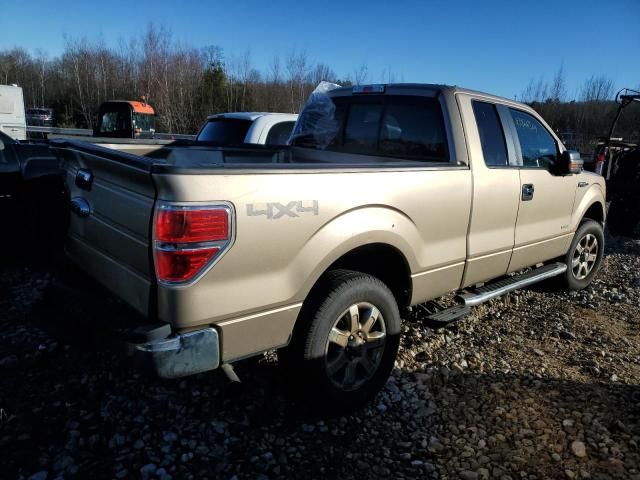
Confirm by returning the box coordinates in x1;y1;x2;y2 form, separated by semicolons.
51;139;156;315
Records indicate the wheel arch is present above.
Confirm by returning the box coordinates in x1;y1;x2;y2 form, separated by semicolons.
293;242;413;333
581;201;605;225
571;184;606;230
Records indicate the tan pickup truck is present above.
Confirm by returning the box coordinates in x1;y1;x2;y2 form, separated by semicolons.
52;83;605;408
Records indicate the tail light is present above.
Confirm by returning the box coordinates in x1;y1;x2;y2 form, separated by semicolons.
595;153;606;176
153;203;233;284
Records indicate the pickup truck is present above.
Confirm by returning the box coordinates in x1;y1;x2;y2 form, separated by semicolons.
0;130;66;258
196;112;298;145
51;83;605;409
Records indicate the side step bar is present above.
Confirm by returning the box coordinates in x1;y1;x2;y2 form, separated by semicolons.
457;262;567;307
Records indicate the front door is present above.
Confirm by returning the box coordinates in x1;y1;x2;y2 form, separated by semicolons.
507;108;577;271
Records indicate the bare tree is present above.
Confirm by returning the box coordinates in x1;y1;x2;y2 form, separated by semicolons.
352;63;369;85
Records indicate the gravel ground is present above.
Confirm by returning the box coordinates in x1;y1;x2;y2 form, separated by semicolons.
1;234;638;480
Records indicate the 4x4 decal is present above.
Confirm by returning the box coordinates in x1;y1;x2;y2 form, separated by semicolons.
247;200;319;219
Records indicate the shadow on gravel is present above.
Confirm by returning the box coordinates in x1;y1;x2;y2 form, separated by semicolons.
426;369;640;479
2;240;639;479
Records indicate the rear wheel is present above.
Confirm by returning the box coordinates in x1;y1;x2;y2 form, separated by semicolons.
560;220;604;290
280;270;401;411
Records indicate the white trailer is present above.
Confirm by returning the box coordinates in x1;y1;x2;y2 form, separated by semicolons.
0;85;26;141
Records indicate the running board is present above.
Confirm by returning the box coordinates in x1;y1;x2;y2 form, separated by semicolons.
457;262;567;307
423;303;471;328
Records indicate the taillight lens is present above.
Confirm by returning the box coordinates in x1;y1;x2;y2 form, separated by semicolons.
156;208;229;243
154;204;232;284
155;247;220;282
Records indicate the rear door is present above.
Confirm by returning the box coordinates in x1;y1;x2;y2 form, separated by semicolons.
457;94;521;286
53;140;156;315
506;108;576;271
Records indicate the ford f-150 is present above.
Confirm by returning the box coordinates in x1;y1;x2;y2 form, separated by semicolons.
51;83;606;408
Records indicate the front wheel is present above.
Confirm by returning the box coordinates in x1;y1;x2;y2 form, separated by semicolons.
279;270;401;412
560;219;604;290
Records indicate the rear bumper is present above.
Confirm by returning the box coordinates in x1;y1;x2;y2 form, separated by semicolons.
135;327;220;378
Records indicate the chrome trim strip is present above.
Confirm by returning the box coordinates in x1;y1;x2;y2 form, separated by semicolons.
217;302;304;327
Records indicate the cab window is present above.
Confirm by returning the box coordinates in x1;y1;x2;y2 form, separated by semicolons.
509;109;557;169
472;101;508;167
325;95;449;162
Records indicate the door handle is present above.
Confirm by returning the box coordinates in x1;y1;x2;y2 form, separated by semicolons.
75;168;93;191
522;184;535;201
70;197;91;218
578;181;589;188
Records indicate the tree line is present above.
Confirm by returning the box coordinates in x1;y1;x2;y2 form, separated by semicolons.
1;26;638;152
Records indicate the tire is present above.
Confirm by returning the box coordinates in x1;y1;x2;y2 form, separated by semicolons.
560;220;604;290
279;269;401;412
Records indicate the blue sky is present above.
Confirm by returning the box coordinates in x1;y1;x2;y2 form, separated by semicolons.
1;0;638;99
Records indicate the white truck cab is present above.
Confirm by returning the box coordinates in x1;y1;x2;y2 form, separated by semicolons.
196;112;298;145
0;85;27;141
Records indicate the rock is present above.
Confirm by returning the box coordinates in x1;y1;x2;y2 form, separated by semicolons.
565;469;575;479
28;472;48;480
552;453;562;462
571;440;587;458
115;469;128;479
133;439;144;449
140;463;156;479
610;374;619;382
460;471;478;480
0;355;18;369
428;438;445;453
163;432;178;442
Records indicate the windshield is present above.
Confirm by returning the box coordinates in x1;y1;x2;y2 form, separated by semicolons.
133;113;155;132
196;118;253;144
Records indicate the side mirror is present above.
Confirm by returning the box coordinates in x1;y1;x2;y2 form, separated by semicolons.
559;150;583;174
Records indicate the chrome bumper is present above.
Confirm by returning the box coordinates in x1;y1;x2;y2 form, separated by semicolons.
135;327;220;378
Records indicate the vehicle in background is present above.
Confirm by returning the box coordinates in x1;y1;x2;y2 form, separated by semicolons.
0;84;27;140
587;89;640;180
52;83;606;409
26;107;53;127
94;100;156;139
590;88;640;236
196;112;298;145
0;130;66;259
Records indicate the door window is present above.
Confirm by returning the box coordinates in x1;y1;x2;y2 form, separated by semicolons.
472;101;508;167
509;109;557;169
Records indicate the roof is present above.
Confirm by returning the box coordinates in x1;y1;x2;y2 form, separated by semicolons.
103;100;155;115
330;83;521;106
127;101;155;115
206;112;296;121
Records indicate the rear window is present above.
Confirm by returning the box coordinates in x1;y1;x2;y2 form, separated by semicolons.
197;118;253;144
296;95;449;162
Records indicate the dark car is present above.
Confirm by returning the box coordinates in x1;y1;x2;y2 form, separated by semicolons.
0;131;67;259
26;107;53;127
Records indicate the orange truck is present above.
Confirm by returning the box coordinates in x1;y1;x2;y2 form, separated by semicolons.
93;100;156;139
